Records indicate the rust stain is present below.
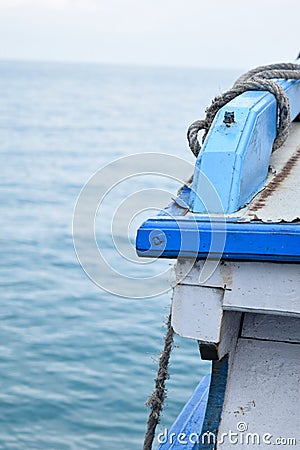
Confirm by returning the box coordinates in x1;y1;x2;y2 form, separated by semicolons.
250;146;300;213
220;261;233;289
234;401;256;417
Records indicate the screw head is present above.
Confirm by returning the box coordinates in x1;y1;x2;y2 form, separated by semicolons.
150;230;166;247
223;111;235;127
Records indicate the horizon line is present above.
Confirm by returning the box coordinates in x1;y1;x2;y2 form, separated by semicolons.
0;56;246;73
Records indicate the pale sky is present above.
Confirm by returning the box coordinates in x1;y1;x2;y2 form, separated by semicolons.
0;0;299;69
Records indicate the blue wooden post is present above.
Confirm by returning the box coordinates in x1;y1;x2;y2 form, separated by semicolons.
189;79;300;214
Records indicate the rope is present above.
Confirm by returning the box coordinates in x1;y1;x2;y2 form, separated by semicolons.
143;311;174;450
187;63;300;157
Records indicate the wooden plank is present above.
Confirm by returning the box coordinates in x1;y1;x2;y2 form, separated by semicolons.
201;357;229;450
157;374;211;450
175;260;300;318
242;313;300;343
172;281;241;360
217;339;300;449
171;284;224;342
223;262;300;317
136;218;300;261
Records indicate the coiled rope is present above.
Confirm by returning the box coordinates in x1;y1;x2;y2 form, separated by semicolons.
142;62;300;450
187;63;300;157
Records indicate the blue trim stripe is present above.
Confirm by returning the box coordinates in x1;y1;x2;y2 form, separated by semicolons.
199;357;229;450
157;374;211;450
156;358;229;450
136;219;300;261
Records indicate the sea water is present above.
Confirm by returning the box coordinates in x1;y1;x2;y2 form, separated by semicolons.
0;60;240;450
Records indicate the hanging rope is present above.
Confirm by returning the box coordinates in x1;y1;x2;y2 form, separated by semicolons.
187;63;300;157
143;311;174;450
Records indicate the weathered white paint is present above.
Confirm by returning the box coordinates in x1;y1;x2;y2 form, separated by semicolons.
172;278;242;358
217;338;300;449
242;313;300;343
175;259;227;289
172;284;224;342
223;263;300;317
176;259;300;317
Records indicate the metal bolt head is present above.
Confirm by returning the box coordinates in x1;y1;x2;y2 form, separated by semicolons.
223;111;235;127
150;230;166;247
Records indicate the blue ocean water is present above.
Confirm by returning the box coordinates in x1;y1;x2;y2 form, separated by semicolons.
0;60;239;450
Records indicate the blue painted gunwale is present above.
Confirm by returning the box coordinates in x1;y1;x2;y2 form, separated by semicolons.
136;216;300;261
157;374;211;450
157;357;229;450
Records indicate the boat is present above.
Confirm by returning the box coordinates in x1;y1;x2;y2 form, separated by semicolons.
136;62;300;449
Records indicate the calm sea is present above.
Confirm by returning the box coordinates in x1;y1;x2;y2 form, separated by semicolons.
0;60;240;450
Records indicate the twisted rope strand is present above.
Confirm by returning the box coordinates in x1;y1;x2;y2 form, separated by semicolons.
188;63;300;157
143;311;174;450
